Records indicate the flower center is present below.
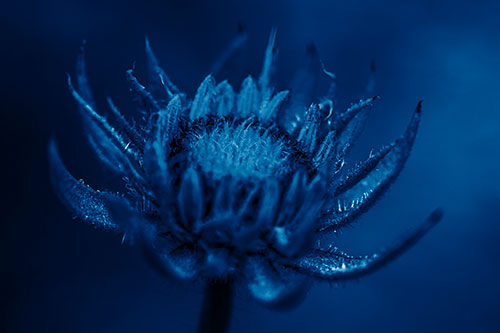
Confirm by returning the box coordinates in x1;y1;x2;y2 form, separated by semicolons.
188;121;290;180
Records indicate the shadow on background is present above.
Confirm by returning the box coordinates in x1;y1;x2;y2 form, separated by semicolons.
2;0;500;332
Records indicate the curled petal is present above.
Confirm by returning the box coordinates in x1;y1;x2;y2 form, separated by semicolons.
245;256;309;309
294;209;443;280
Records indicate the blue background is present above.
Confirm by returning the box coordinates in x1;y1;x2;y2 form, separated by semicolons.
3;0;500;332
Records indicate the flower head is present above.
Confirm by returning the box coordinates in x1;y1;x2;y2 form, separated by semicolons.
49;32;442;307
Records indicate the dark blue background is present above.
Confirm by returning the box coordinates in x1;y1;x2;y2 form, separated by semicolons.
3;0;500;332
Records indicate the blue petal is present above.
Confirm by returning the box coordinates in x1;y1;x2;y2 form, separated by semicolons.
48;139;134;230
214;80;235;116
145;37;180;99
313;131;336;169
319;102;422;232
274;174;323;257
126;69;161;112
293;209;442;280
68;75;143;181
237;75;259;118
282;45;321;133
330;97;379;160
245;256;309;309
155;95;182;155
158;245;203;280
259;90;289;122
210;27;248;76
258;28;277;94
75;42;96;108
143;95;181;191
106;97;145;151
297;104;320;153
333;96;379;133
177;168;203;229
190;75;216;120
256;179;280;227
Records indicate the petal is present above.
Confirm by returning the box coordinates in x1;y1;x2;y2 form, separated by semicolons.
75;42;96;108
155;95;182;155
256;179;280;227
210;27;248;76
158;245;203;280
319;102;422;232
274;176;324;257
245;256;310;309
282;44;321;134
333;96;379;133
143;95;182;197
126;69;161;112
297;104;320;153
259;90;289;122
293;209;442;280
258;28;277;93
177;168;204;229
68;75;143;181
106;97;145;150
330;97;379;161
190;74;216;120
214;80;235;116
48;139;135;230
145;37;180;99
237;75;259;118
313;130;336;169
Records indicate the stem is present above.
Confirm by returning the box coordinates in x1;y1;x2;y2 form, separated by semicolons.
196;279;234;333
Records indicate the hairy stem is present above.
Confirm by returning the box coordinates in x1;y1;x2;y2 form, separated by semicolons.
196;279;234;333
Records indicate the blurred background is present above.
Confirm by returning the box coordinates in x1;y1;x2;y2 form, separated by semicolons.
2;0;500;332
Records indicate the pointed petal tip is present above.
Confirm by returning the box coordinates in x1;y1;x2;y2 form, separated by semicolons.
428;208;444;224
416;100;423;113
48;137;59;161
306;42;318;56
269;27;278;41
237;22;246;33
78;40;87;55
